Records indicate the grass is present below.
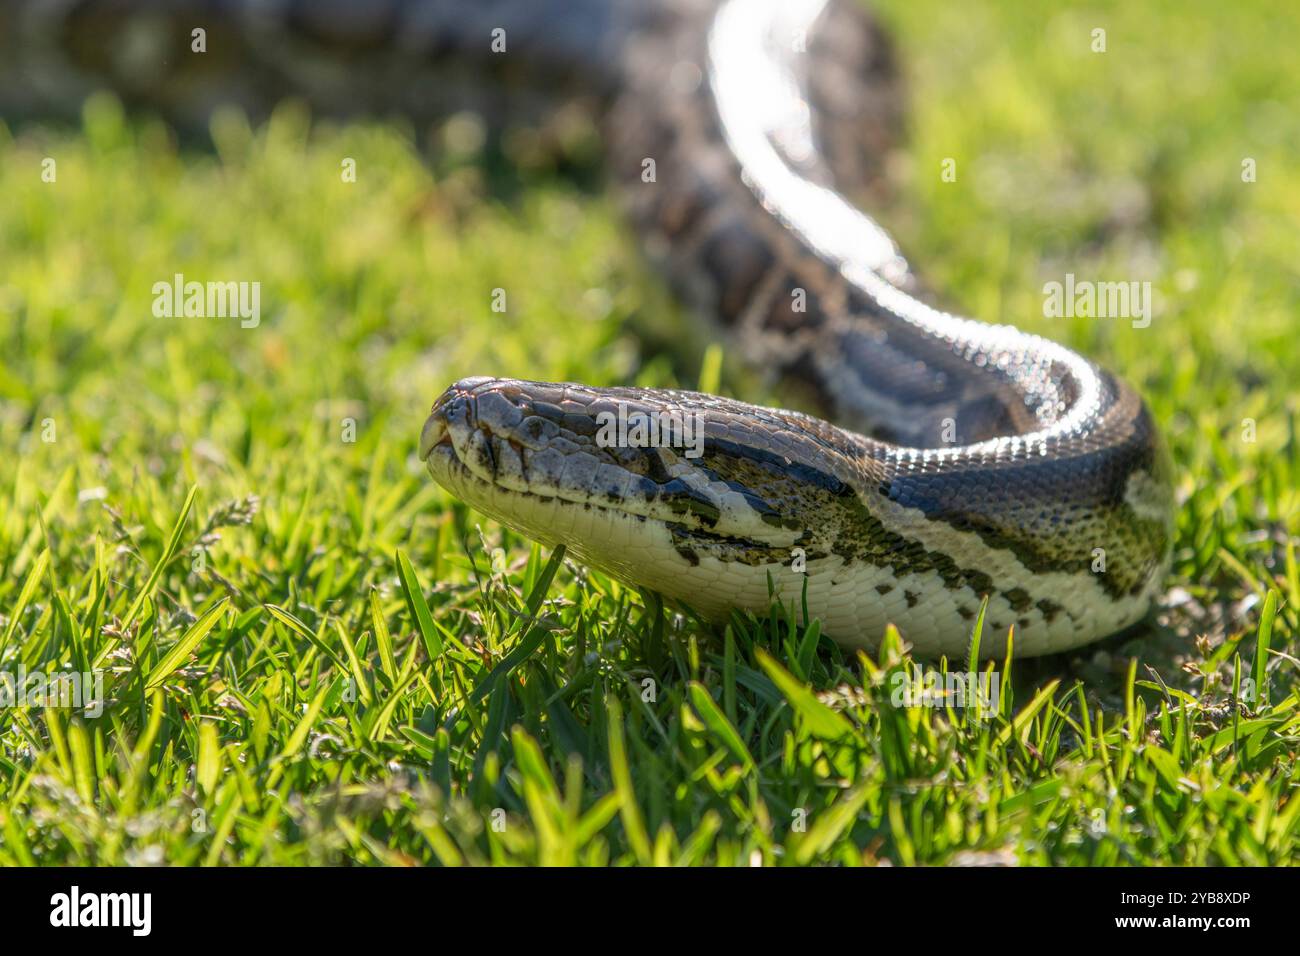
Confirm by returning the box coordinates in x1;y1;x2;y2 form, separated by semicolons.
1;0;1298;865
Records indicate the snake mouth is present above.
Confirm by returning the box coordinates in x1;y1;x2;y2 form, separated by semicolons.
421;376;579;502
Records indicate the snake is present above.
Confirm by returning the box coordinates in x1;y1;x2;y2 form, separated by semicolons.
3;0;1174;659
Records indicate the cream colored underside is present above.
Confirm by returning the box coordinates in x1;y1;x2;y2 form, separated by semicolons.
437;457;1154;659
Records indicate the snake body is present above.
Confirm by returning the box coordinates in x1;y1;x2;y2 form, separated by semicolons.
5;0;1174;658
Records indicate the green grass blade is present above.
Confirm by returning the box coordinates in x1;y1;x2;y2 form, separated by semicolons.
369;589;397;681
145;598;229;690
687;681;755;772
756;649;853;741
396;549;444;660
606;696;652;864
0;548;48;658
1252;588;1278;708
523;544;566;622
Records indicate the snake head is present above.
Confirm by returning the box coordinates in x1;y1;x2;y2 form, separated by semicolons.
420;376;860;614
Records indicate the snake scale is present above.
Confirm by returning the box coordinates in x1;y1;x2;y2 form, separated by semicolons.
3;0;1174;658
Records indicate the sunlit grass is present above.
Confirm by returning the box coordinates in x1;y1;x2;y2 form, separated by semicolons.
0;0;1297;865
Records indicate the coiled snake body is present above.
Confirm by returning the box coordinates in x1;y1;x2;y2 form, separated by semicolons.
5;0;1174;657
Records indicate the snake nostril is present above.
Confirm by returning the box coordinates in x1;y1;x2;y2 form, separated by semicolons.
424;381;486;459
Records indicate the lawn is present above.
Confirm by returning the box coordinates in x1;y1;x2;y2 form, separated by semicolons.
1;0;1297;865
